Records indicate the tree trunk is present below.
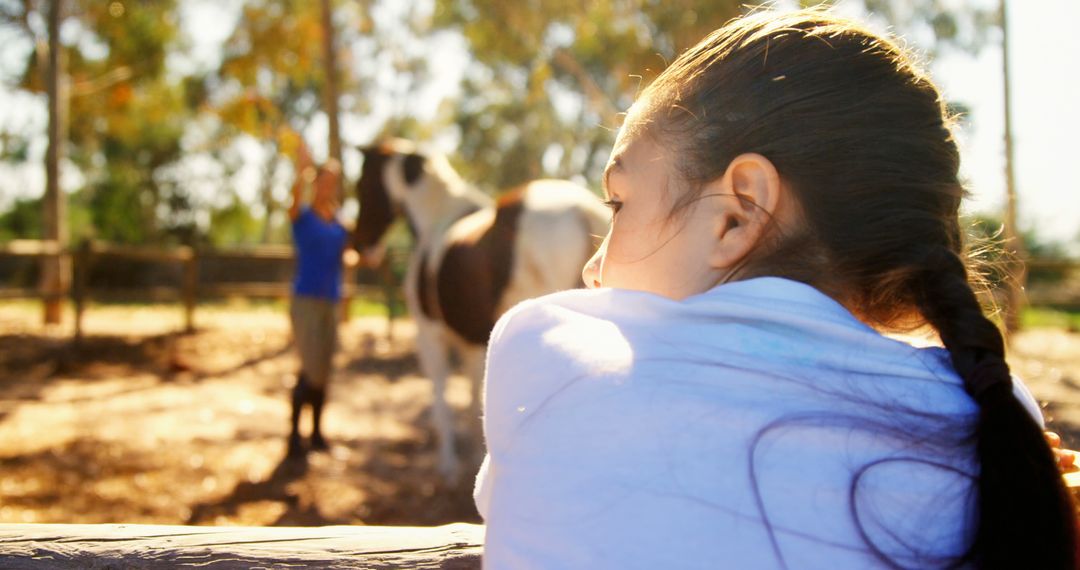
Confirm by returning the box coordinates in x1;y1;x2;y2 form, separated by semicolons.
320;0;345;201
41;0;70;325
1000;0;1026;336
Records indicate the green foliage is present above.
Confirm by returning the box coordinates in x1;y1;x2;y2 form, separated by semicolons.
858;0;999;55
0;197;42;241
431;1;747;190
0;132;31;162
0;193;92;242
207;197;266;247
215;0;328;138
429;1;998;194
1022;307;1080;331
348;295;394;319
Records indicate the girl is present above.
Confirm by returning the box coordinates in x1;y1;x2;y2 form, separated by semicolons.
474;9;1076;570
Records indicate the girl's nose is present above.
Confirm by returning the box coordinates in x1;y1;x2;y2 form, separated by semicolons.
581;241;606;289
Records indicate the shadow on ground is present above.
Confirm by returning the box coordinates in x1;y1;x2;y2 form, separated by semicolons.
0;317;482;526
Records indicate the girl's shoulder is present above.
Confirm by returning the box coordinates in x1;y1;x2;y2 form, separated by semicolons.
491;288;624;341
492;286;678;338
483;289;641;432
488;288;634;369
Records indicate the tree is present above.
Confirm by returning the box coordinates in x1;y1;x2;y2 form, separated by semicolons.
429;1;742;190
429;0;996;193
2;0;197;247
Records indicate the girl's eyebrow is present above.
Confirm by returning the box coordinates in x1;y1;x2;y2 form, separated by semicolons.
602;163;613;199
601;156;623;199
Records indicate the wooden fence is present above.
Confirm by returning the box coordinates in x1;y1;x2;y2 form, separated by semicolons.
0;239;403;339
0;522;483;568
2;240;1078;336
1026;258;1080;311
4;473;1080;567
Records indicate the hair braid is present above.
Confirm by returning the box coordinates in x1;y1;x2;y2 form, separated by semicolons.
913;246;1077;570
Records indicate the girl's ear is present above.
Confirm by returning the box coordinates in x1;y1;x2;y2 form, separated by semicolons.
707;153;783;270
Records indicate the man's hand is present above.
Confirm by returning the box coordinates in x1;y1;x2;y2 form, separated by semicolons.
286;128;315;220
343;248;361;268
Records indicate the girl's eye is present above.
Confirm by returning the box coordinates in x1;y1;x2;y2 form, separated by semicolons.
602;199;623;214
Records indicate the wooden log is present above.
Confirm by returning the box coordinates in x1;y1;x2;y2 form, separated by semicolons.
0;523;483;569
198;245;295;261
0;240;62;257
197;283;383;300
1;477;1079;569
1027;259;1080;273
88;287;184;303
89;243;194;263
0;288;41;300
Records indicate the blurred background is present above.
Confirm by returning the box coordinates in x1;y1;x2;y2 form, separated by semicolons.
0;0;1077;527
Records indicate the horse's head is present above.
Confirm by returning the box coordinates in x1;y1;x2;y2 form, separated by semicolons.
354;139;426;265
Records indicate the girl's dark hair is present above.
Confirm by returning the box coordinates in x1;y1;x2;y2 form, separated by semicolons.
640;9;1076;569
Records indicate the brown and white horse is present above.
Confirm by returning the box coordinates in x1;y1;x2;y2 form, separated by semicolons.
354;139;609;481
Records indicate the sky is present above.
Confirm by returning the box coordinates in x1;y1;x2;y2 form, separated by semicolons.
928;0;1079;244
0;0;1077;246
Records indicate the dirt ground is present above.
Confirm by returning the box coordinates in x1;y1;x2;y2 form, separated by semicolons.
0;302;481;526
0;301;1078;527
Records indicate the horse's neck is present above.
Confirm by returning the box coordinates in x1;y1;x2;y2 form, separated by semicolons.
407;166;492;242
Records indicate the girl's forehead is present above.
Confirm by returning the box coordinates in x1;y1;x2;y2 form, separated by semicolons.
612;99;652;143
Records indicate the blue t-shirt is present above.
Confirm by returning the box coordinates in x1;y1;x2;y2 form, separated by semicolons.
292;208;349;300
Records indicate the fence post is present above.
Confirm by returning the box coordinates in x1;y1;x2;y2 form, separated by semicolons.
182;247;198;334
72;239;92;342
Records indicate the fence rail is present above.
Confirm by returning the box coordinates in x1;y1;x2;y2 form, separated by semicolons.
0;522;483;569
2;240;1078;331
0;239;403;338
3;474;1080;567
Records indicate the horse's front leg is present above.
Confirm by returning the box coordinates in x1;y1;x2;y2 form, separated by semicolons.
461;345;487;467
414;318;460;484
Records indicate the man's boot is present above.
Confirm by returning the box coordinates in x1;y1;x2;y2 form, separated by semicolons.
287;373;308;457
309;386;329;451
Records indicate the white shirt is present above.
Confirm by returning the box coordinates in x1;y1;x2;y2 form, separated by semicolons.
475;277;1041;570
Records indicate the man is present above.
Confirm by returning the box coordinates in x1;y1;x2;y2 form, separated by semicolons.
286;142;353;456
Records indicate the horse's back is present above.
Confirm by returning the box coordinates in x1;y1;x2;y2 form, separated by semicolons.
432;179;608;344
501;180;607;312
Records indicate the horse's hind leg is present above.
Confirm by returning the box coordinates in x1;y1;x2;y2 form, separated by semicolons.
415;319;460;483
